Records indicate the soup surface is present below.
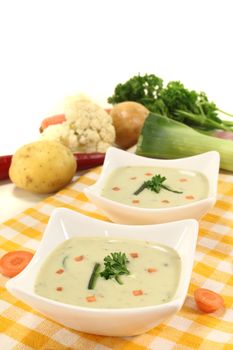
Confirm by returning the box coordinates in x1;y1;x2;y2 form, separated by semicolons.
35;237;181;308
101;166;209;208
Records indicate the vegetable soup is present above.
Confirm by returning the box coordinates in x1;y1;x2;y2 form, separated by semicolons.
35;237;181;308
101;166;209;208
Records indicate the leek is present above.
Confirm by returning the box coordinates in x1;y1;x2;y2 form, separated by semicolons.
136;113;233;171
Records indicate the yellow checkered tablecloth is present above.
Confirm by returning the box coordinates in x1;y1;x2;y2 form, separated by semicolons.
0;167;232;350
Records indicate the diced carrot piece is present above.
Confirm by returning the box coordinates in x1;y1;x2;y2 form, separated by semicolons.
132;290;143;296
74;255;84;262
0;250;33;278
194;288;224;313
56;287;63;291
86;295;96;302
179;178;188;182
145;172;153;176
40;114;66;132
56;268;64;274
130;252;139;258
112;187;120;191
147;267;157;273
132;200;140;204
186;195;195;200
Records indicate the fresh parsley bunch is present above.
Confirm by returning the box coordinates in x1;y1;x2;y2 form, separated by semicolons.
108;74;233;132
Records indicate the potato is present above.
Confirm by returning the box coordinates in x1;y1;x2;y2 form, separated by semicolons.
110;101;149;149
9;140;77;194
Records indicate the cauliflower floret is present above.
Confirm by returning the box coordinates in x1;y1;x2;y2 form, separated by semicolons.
40;95;115;153
41;123;79;151
100;123;116;143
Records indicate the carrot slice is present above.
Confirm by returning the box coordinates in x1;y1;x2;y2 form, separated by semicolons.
0;250;33;277
86;295;96;302
40;113;66;132
186;195;195;200
112;187;120;191
74;255;84;262
194;288;224;313
56;286;63;291
147;267;157;273
132;289;143;296
130;252;139;258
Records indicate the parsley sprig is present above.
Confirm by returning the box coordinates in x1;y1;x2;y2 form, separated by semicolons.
88;252;130;289
100;252;130;285
134;174;183;195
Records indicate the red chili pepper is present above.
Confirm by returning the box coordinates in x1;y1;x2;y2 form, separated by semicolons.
0;155;12;181
73;152;105;171
0;152;105;181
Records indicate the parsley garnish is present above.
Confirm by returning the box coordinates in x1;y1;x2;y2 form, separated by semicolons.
100;252;130;285
87;252;131;289
134;174;183;195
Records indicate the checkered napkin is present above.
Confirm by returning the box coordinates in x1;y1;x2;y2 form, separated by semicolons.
0;167;232;350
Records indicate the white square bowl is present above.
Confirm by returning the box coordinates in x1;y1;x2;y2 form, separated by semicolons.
6;208;199;336
84;147;220;225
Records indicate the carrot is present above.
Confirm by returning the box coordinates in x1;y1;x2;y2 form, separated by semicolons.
130;252;139;258
194;288;224;313
86;295;96;302
39;108;111;132
132;289;143;296
112;186;121;191
39;113;66;132
0;250;33;277
104;108;112;114
147;267;157;273
74;255;84;262
186;195;195;200
56;286;63;291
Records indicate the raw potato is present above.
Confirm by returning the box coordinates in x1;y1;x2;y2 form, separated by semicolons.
110;101;149;149
9;140;77;194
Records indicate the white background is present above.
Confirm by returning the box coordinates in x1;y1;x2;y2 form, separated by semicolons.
0;0;233;154
0;0;233;220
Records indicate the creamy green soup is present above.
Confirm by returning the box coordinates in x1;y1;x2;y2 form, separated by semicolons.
35;237;181;308
101;166;209;208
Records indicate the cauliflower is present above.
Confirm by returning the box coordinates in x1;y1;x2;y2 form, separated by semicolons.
40;95;115;153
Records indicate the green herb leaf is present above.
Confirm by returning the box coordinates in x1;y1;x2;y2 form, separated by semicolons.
100;252;130;285
134;174;183;195
108;74;233;132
